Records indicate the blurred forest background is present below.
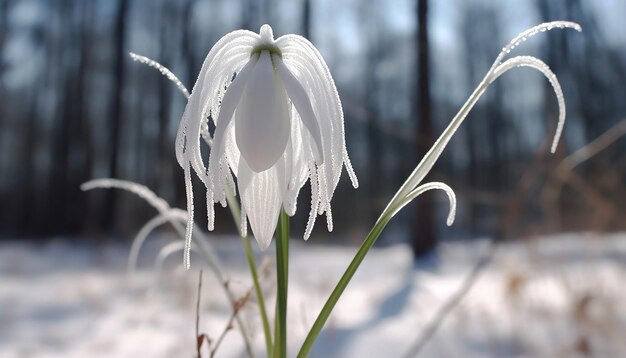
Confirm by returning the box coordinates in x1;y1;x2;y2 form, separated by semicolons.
1;0;625;255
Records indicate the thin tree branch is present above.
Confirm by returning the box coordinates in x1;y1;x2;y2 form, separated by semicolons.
559;119;626;170
402;242;497;357
196;270;203;358
211;287;253;358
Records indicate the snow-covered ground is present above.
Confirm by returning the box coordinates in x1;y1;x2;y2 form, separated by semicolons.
1;233;625;357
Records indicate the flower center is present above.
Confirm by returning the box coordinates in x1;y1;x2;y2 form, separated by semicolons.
251;45;282;58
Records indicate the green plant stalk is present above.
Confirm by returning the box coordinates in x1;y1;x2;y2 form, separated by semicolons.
226;191;273;357
273;210;290;358
296;211;392;357
242;235;273;357
297;55;496;358
273;297;280;358
296;21;581;356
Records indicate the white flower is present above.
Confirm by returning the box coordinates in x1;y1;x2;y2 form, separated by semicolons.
175;24;358;250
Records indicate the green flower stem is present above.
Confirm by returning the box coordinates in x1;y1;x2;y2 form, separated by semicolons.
297;22;581;357
226;191;273;357
242;235;273;357
296;68;497;358
296;63;492;358
273;296;280;358
274;210;290;358
296;211;393;357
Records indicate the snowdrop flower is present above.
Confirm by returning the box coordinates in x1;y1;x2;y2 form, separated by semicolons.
176;24;358;251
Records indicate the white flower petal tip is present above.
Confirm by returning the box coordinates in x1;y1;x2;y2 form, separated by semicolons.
257;235;273;251
175;25;357;251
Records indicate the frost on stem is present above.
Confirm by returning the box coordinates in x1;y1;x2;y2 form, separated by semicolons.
128;213;173;273
128;208;188;273
491;21;582;71
297;21;582;358
385;182;457;227
128;52;213;146
81;178;170;213
129;52;190;99
126;52;213;268
490;56;566;153
80;178;216;273
381;21;581;228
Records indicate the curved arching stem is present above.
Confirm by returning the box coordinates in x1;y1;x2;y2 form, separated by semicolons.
298;21;581;357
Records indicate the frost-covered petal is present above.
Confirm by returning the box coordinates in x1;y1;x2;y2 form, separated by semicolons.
175;29;258;242
281;111;310;216
238;159;288;250
273;54;323;164
236;51;291;173
176;31;257;179
207;56;258;181
276;34;358;229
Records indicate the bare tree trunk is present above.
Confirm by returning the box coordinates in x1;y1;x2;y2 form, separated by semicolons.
156;3;172;195
15;91;38;233
0;0;9;103
302;0;311;39
46;0;75;235
178;0;196;210
412;0;436;258
103;0;129;232
44;0;94;236
365;10;383;224
240;0;258;30
0;0;11;228
460;4;501;237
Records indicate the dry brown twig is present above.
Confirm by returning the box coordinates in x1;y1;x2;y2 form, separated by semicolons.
544;119;626;232
559;119;626;171
196;270;206;358
195;275;255;358
209;284;253;358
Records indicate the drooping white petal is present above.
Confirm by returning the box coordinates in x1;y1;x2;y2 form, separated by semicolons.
278;41;338;209
211;56;258;155
304;162;321;240
224;120;241;176
281;111;310;216
237;104;309;246
229;86;311;220
273;54;323;164
236;51;291;172
275;34;358;232
278;36;357;186
207;55;258;186
176;31;257;178
237;159;288;250
175;29;258;237
174;24;360;252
